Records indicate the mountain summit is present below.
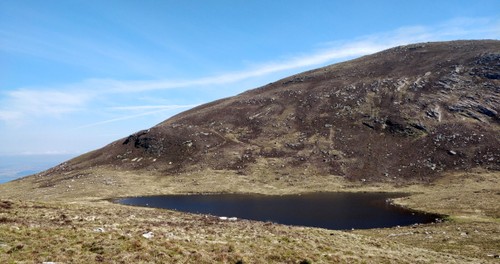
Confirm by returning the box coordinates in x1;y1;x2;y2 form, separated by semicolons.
34;40;500;190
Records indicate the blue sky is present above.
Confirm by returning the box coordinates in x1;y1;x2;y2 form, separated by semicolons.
1;0;499;156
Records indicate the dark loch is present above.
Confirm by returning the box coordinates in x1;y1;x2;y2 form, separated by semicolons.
117;192;440;230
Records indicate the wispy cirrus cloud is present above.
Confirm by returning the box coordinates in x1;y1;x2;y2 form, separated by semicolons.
109;104;199;111
0;110;22;122
9;89;90;115
75;106;197;129
0;89;92;125
0;28;172;78
37;17;500;95
0;36;389;125
1;17;498;127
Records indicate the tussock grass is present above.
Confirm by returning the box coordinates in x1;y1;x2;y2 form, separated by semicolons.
0;169;498;263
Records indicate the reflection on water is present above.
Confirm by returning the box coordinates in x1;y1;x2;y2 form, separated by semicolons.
117;193;441;230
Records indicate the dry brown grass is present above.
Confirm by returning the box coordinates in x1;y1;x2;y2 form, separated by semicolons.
0;169;499;263
0;199;485;263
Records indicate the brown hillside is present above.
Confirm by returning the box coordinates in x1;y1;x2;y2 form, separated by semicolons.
37;40;500;186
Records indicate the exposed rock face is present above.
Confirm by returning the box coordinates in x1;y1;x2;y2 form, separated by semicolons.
46;40;500;183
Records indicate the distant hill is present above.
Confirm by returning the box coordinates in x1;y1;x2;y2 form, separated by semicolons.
29;40;500;189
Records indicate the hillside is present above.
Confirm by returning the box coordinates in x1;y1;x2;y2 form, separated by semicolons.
32;40;499;187
1;40;499;263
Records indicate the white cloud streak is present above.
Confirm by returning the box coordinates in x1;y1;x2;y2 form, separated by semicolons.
109;104;199;111
0;89;92;125
40;17;500;95
80;104;200;127
9;89;90;114
75;107;195;129
1;17;498;126
0;110;22;122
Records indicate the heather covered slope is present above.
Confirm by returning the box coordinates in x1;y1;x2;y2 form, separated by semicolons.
39;40;499;185
1;40;499;264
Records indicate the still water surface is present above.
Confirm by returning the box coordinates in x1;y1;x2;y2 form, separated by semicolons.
117;192;440;230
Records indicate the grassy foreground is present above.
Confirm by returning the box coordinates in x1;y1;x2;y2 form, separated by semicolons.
0;169;499;263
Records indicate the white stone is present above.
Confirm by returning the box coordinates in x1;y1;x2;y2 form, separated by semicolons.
142;231;154;239
94;227;105;233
